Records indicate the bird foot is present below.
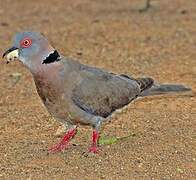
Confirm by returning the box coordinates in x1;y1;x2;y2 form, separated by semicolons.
48;143;69;153
88;145;99;154
48;128;77;153
88;130;100;154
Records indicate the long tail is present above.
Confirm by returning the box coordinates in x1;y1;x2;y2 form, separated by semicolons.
140;83;191;97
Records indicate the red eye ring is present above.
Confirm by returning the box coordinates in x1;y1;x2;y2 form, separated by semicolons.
20;38;32;48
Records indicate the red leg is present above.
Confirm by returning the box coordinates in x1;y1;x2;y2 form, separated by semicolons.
88;130;100;153
48;128;77;153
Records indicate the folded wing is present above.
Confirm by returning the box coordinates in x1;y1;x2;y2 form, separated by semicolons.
71;66;154;118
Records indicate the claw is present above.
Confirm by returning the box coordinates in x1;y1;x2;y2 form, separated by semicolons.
48;143;69;153
88;130;100;154
48;128;77;153
88;145;99;153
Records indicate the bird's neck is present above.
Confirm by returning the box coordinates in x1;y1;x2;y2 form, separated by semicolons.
32;61;64;94
24;49;61;74
31;60;62;78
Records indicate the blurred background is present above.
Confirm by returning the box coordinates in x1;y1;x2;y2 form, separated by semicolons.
0;0;195;179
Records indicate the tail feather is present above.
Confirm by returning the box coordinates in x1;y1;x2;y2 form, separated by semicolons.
119;74;191;97
140;84;191;97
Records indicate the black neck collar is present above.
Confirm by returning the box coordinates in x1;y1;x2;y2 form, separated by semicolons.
42;50;60;64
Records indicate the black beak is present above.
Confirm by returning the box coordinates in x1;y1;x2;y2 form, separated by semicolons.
2;47;18;58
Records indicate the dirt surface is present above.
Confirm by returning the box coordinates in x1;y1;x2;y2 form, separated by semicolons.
0;0;196;179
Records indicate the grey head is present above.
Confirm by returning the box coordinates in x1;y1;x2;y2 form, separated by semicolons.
3;31;60;72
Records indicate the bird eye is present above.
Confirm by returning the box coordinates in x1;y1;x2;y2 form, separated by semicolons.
20;38;32;48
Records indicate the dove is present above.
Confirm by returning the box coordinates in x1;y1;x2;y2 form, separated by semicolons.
3;31;191;153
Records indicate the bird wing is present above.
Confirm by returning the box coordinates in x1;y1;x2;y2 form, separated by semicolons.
71;65;142;118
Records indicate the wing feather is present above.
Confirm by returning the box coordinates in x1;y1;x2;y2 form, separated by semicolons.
71;67;141;118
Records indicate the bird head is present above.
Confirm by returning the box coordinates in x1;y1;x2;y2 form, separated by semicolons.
3;31;60;72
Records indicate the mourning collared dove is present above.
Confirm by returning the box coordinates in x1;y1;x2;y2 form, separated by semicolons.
3;32;191;153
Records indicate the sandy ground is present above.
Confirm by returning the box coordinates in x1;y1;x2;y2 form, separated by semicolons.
0;0;196;179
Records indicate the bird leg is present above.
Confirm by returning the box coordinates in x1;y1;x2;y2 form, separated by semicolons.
48;128;77;153
88;130;100;153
